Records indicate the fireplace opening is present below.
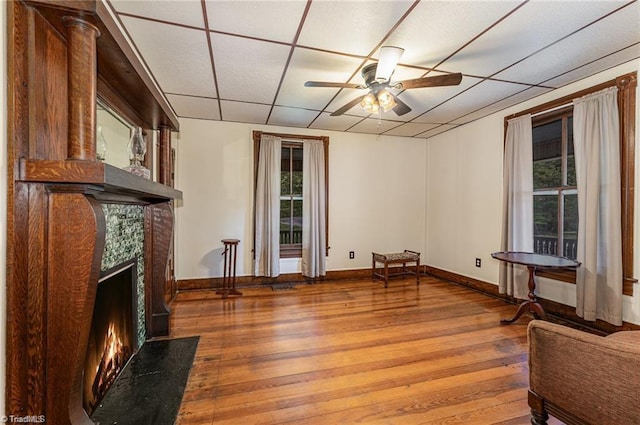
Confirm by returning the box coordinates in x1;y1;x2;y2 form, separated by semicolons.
83;259;138;415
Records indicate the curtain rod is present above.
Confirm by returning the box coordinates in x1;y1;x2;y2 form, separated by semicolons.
258;131;325;141
530;102;572;118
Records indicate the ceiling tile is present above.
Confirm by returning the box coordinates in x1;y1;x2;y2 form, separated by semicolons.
383;0;521;69
121;16;216;97
419;124;459;139
348;118;403;135
220;100;270;124
399;76;484;123
277;48;364;110
205;0;306;43
543;47;639;88
441;1;628;77
268;106;319;128
297;1;415;56
309;112;363;132
383;123;441;137
450;86;552;125
112;0;205;28
495;3;640;85
413;79;532;124
211;34;291;104
167;94;220;120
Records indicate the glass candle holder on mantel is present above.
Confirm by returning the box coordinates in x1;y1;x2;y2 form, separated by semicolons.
96;125;108;162
123;126;151;179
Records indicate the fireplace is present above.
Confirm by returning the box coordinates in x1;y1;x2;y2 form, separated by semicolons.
6;2;182;423
83;259;138;415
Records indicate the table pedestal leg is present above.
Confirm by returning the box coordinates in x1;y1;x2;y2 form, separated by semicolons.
501;265;546;325
227;241;242;296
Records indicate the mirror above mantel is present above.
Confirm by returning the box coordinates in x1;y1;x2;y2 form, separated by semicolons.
97;100;132;170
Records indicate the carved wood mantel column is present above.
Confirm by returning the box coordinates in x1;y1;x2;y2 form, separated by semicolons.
158;126;172;186
46;192;106;425
62;16;100;160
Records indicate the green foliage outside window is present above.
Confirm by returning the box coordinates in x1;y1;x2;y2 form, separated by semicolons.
532;113;578;259
280;145;303;245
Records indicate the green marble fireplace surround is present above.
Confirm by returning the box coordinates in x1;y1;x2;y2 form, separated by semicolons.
101;204;146;347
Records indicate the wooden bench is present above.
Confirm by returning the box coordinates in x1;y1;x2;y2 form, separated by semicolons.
372;250;421;288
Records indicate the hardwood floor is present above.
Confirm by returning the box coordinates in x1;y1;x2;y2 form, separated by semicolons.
171;275;561;424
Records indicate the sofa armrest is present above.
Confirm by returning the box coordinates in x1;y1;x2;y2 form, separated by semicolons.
528;320;640;424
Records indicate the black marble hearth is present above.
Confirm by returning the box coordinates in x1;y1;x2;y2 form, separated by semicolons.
91;336;199;425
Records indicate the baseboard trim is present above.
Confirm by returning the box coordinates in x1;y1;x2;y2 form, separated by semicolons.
177;267;379;291
423;265;505;300
423;265;640;334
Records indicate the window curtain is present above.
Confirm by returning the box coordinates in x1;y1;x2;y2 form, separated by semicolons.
302;139;326;278
499;114;533;300
254;134;281;277
573;87;622;326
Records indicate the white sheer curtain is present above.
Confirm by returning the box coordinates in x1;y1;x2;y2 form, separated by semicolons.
254;134;281;277
302;140;326;278
573;87;622;325
499;114;533;300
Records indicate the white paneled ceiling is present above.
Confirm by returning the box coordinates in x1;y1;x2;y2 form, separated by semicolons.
110;0;640;139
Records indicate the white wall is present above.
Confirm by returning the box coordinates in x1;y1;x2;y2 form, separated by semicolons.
425;114;504;283
174;119;427;280
1;0;8;414
425;59;640;324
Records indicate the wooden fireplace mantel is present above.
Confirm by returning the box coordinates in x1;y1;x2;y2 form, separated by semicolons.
20;159;183;203
6;1;182;424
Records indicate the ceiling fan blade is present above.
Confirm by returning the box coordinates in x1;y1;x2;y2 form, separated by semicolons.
330;95;366;116
397;72;463;89
305;81;364;89
375;46;404;82
392;95;411;116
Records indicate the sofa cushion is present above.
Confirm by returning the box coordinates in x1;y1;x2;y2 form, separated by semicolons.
605;330;640;344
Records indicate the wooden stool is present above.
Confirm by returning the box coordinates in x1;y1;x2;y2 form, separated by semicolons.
372;250;421;288
217;239;242;299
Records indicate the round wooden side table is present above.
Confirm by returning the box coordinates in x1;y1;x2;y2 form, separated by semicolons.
491;251;580;324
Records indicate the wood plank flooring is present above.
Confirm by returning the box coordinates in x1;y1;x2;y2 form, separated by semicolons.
171;275;561;424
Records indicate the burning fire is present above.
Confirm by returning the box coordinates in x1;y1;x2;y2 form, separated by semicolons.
91;322;128;402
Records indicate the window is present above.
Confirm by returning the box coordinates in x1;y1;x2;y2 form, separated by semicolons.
253;131;329;259
280;143;303;257
532;108;578;260
506;71;636;295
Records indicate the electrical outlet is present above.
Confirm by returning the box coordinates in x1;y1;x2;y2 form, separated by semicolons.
349;251;355;259
475;258;481;268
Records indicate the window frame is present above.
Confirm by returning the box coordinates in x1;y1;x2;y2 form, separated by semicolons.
252;131;330;259
532;107;577;260
279;141;304;258
505;72;637;296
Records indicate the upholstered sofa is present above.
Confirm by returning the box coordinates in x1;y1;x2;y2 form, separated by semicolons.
527;320;640;424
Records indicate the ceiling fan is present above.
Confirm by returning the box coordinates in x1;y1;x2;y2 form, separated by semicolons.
305;46;463;117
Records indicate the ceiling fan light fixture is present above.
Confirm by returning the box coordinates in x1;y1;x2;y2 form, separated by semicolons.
306;47;462;118
375;46;404;82
377;89;396;112
360;92;379;113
